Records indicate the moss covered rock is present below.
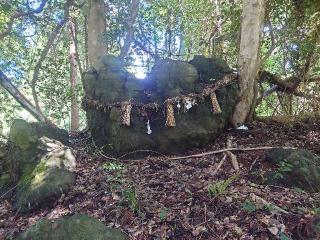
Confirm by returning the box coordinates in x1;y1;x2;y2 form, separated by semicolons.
9;119;38;151
265;148;320;192
14;150;76;213
9;119;69;150
17;214;128;240
5;119;70;179
83;55;144;103
148;59;199;99
84;55;238;155
190;55;233;83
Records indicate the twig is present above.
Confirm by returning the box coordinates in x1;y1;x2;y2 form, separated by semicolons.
97;150;118;161
249;156;259;171
211;153;227;176
168;146;295;161
250;193;289;214
0;184;18;200
118;149;168;160
90;139;118;161
226;137;239;171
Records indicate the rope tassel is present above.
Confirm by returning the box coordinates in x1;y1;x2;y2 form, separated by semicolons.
121;101;132;126
210;92;222;114
166;102;176;127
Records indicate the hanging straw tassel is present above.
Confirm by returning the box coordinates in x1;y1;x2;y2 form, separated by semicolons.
166;102;176;127
121;101;132;126
210;92;222;114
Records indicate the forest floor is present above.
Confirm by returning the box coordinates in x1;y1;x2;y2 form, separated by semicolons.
1;117;320;240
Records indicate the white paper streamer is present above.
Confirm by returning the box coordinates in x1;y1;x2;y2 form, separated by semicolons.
147;120;152;135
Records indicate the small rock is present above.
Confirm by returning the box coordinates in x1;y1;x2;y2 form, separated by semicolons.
268;226;279;236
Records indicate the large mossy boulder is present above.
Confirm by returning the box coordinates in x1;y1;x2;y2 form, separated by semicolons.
0;119;75;212
14;150;76;213
83;55;238;155
264;148;320;192
17;214;128;240
9;119;69;149
6;119;69;179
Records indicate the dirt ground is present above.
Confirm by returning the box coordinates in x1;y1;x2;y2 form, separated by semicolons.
1;117;320;239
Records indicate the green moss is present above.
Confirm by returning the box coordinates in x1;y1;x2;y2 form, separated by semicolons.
0;173;12;196
17;214;128;240
265;148;320;192
30;122;69;145
150;59;198;99
9;119;37;150
190;55;233;83
14;154;75;213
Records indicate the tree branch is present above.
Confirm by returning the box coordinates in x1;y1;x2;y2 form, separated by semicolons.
257;71;320;105
0;71;49;123
133;40;159;60
0;0;47;39
119;0;140;60
259;16;276;67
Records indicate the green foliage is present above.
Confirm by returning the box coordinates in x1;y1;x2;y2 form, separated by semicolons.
241;200;257;213
292;187;304;193
279;232;292;240
159;208;168;221
102;162;124;171
101;160;140;214
208;175;238;198
123;185;140;214
273;160;293;180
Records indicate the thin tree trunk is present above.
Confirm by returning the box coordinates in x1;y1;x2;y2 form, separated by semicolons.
68;17;80;131
120;0;140;60
87;0;107;69
0;71;48;123
84;15;89;69
31;0;70;115
230;0;266;127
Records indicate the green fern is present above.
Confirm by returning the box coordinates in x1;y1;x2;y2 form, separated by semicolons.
208;175;238;198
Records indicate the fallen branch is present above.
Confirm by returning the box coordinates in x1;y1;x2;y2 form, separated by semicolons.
211;153;227;176
119;149;167;160
250;193;289;214
168;146;295;161
226;137;239;171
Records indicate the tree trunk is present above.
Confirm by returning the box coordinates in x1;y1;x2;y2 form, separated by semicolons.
120;0;140;60
230;0;266;127
0;71;48;123
87;0;107;69
68;17;80;131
